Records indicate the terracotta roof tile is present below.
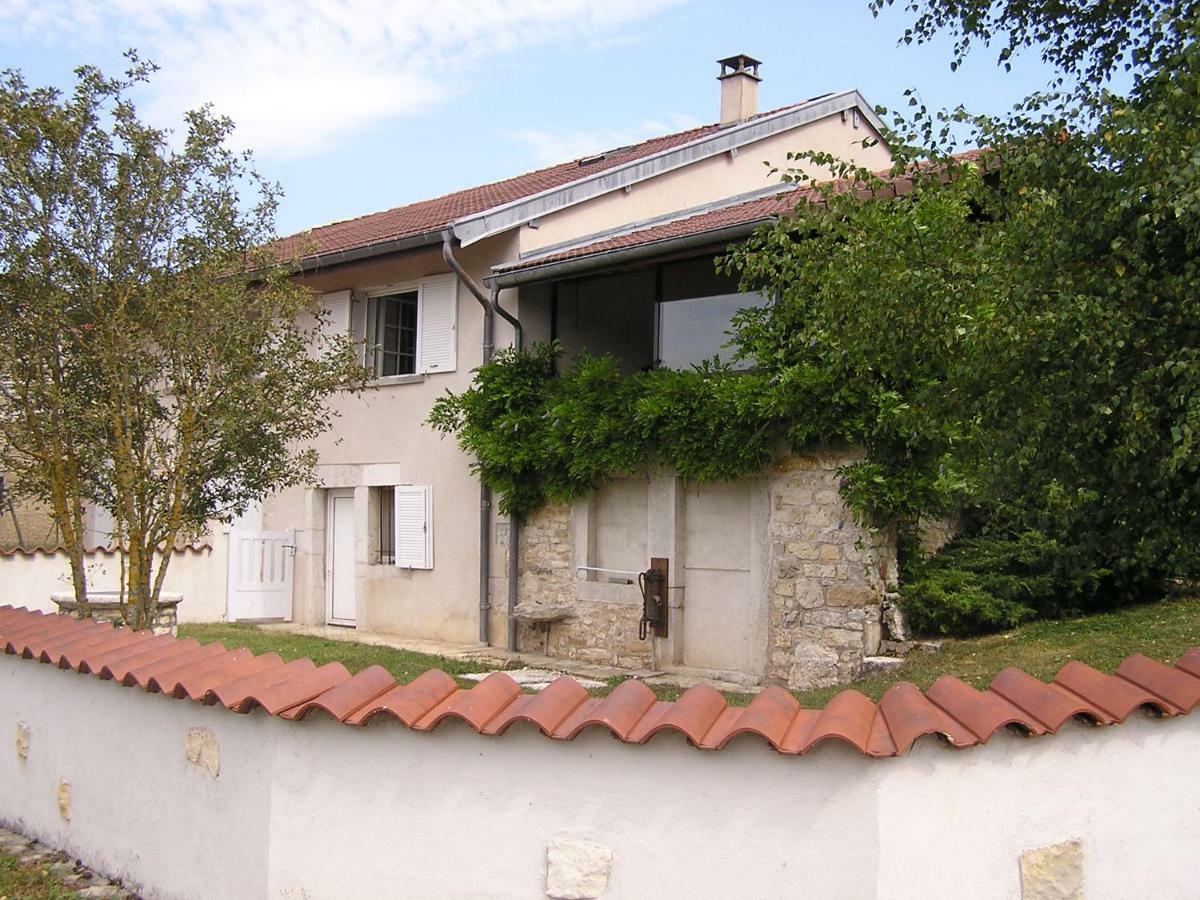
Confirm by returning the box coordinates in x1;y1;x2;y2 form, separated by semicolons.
273;116;767;262
345;668;460;727
926;675;1047;741
281;664;396;722
413;671;522;732
114;639;217;686
1115;654;1200;713
481;676;590;737
989;666;1115;729
634;681;727;745
1177;647;1200;679
1053;660;1178;719
205;657;319;712
1;605;1195;760
876;682;977;753
79;633;178;677
553;678;658;741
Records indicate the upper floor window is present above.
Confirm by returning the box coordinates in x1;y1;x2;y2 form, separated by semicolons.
318;274;458;380
657;256;769;371
372;291;418;376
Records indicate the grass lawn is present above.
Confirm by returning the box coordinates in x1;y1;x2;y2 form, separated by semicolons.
0;851;78;900
177;622;499;689
180;594;1200;709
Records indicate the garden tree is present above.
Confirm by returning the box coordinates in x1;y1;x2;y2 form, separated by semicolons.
727;3;1200;631
432;3;1200;634
0;59;364;629
870;0;1196;86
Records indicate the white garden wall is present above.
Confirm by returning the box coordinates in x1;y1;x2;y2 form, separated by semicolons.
1;654;1197;899
0;540;227;623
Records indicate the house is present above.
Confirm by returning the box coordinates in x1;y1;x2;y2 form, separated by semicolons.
239;55;900;690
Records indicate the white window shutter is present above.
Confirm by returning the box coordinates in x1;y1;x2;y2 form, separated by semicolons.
417;274;457;374
394;485;432;569
351;289;369;367
315;290;352;359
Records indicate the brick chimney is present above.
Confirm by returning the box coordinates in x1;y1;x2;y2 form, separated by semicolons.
717;54;761;125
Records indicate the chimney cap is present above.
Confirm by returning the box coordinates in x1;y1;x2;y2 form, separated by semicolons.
717;54;762;81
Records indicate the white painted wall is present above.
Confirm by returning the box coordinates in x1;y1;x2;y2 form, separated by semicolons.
0;539;228;623
2;655;1198;899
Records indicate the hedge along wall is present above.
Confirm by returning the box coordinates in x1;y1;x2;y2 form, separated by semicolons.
2;654;1199;899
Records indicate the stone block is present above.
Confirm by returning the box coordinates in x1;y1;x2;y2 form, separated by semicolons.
56;781;70;821
882;595;909;641
826;586;867;608
546;838;614;899
788;640;840;690
15;721;29;760
1019;840;1083;900
185;727;220;779
860;656;906;677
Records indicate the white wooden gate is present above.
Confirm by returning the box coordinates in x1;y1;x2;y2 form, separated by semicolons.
227;528;295;622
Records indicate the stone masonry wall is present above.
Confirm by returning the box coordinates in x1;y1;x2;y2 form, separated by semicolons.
515;504;651;668
510;451;898;688
765;451;897;691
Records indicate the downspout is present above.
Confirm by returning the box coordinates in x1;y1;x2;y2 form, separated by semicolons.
441;233;494;646
489;284;524;652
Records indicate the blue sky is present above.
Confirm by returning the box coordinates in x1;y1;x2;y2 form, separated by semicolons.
0;0;1068;237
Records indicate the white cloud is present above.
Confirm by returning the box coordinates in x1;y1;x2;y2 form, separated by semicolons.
514;112;703;165
0;0;685;158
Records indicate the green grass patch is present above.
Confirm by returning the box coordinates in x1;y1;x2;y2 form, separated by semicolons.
793;594;1200;708
181;595;1200;709
0;851;78;900
177;623;498;689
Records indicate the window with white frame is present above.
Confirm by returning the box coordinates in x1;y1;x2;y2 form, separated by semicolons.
374;486;395;565
373;292;418;376
354;274;458;378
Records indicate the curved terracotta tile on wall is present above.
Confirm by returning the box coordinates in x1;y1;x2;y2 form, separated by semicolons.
413;671;522;733
242;662;353;716
1053;661;1177;720
281;665;397;722
553;679;657;741
482;676;589;737
346;669;459;727
120;642;222;687
926;676;1047;741
2;605;1198;761
634;683;728;746
165;650;279;699
701;686;799;751
876;682;976;754
204;657;315;710
801;690;878;754
80;633;177;676
1177;648;1200;679
988;667;1114;729
1115;655;1200;713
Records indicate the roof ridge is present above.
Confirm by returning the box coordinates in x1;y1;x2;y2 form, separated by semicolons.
2;604;1195;760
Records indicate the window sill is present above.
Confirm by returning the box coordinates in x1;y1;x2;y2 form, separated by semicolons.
365;373;427;388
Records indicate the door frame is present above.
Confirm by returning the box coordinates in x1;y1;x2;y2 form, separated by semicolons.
324;488;357;626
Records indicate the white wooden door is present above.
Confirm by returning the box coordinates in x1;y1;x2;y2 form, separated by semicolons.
682;480;762;674
325;490;357;625
227;528;295;622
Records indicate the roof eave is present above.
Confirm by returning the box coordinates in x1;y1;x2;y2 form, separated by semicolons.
487;218;772;288
290;229;446;274
454;89;883;248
